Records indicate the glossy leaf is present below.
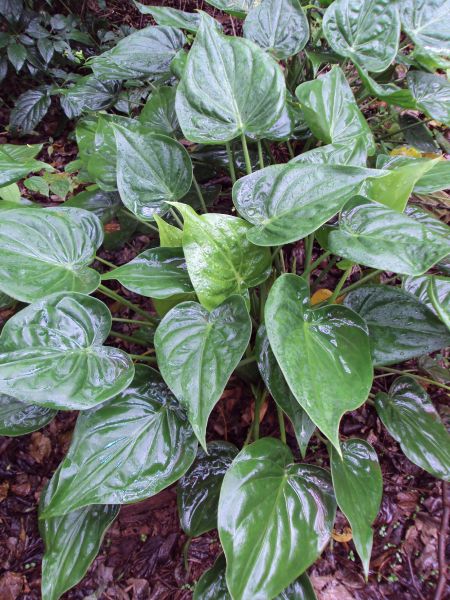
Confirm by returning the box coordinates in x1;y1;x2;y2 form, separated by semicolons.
407;71;450;126
375;376;450;481
177;441;238;537
134;3;200;32
255;325;315;457
323;0;400;72
139;86;179;135
204;0;260;18
265;275;372;452
218;438;336;599
330;439;382;577
232;163;385;246
64;189;121;224
155;296;251;447
400;0;450;57
0;143;49;187
0;394;56;436
172;203;271;310
155;214;183;247
414;159;450;194
243;0;309;60
319;197;450;276
114;123;192;220
39;472;119;600
61;75;120;117
355;65;417;109
10;89;51;134
343;286;450;365
90;26;185;81
292;141;369;167
102;247;193;299
40;366;197;517
0;207;103;302
176;12;286;143
403;275;450;329
0;293;135;410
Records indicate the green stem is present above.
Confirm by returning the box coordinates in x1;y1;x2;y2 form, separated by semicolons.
95;255;116;269
253;389;268;441
238;356;256;368
225;142;237;185
339;269;382;295
192;174;207;214
304;250;331;276
128;212;159;233
98;284;156;323
169;207;183;229
112;317;152;326
312;256;338;290
110;330;149;347
257;140;265;169
328;266;352;304
277;405;286;444
304;234;314;283
376;367;450;392
286;140;295;159
241;133;252;175
128;354;158;363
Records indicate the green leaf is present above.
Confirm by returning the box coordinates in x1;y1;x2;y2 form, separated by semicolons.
232;163;385;246
0;394;56;436
204;0;260;18
0;182;21;203
375;376;450;481
330;439;382;578
102;247;194;299
139;86;179;135
0;145;49;187
414;159;450;194
0;290;14;309
90;26;185;81
343;285;450;365
318;197;450;276
400;0;450;58
355;64;417;109
403;275;450;329
134;2;200;32
323;0;400;72
64;189;121;224
265;274;372;452
218;438;336;599
407;71;450;126
178;441;238;537
24;175;49;196
154;214;183;247
172;203;271;310
61;75;120;117
255;325;315;458
10;89;51;134
295;66;374;155
7;42;26;71
243;0;309;60
0;292;135;410
175;12;286;143
155;295;251;447
40;365;197;517
39;472;119;600
114;123;192;220
292;141;369;167
0;207;103;302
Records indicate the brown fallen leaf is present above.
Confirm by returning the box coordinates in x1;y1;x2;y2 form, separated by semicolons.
29;432;52;463
332;526;353;543
0;572;24;600
0;481;9;502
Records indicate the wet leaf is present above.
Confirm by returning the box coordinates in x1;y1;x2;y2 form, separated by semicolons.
0;394;57;436
403;275;450;329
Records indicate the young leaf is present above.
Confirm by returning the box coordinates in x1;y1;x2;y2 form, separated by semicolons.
39;471;119;600
403;275;450;329
318;197;450;276
155;296;252;448
102;247;194;299
323;0;400;72
178;441;238;537
265;275;373;452
134;3;200;32
343;286;450;365
375;376;450;481
407;71;450;126
218;438;336;599
90;26;185;81
0;292;135;410
400;0;450;58
0;207;103;302
40;366;197;518
139;86;179;135
172;203;271;310
10;89;51;134
0;393;57;436
243;0;309;60
255;325;315;457
176;12;286;143
114;123;192;220
330;439;382;578
232;163;385;246
154;214;183;247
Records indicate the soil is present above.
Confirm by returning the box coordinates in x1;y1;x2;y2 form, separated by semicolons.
0;1;449;599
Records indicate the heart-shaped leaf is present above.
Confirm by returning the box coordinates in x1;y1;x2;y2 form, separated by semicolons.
102;247;194;299
39;471;119;600
407;71;450;126
114;123;192;220
403;275;450;329
0;207;103;302
232;163;385;246
172;203;271;310
0;292;135;410
178;441;238;537
323;0;400;72
318;197;450;276
40;365;197;517
134;3;200;32
343;286;450;365
0;393;57;436
265;274;373;451
176;12;286;143
155;295;251;447
400;0;450;57
255;325;315;457
60;75;120;117
375;376;450;481
139;86;179;135
90;26;185;81
218;437;336;599
243;0;309;60
64;189;121;224
330;439;383;578
205;0;261;18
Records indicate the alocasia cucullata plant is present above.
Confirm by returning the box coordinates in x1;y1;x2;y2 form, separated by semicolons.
0;0;449;598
